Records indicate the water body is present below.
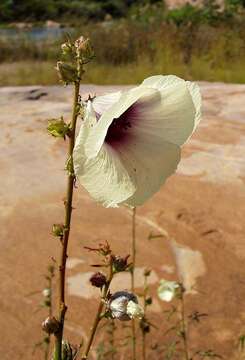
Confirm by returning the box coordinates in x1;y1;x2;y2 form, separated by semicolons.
0;27;71;41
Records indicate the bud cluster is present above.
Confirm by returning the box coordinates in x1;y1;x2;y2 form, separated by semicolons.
86;241;143;325
75;36;94;64
56;36;94;85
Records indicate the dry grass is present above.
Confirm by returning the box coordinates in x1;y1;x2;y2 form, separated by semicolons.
1;22;245;86
1;54;245;87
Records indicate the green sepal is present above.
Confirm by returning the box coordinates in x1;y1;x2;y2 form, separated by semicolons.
47;117;71;139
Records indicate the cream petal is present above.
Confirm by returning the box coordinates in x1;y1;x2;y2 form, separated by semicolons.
73;141;136;208
142;74;185;89
126;301;144;319
157;280;179;302
117;139;180;207
76;100;97;146
74;98;138;207
132;81;198;146
92;91;122;115
158;289;174;302
84;86;158;159
142;75;201;139
186;80;202;128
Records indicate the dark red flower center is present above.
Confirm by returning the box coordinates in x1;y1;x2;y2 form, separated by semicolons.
105;103;139;145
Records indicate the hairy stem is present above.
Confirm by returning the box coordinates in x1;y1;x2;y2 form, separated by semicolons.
109;320;116;360
142;332;146;360
130;207;137;360
45;269;54;360
142;274;147;360
180;293;189;360
82;262;113;359
54;81;80;360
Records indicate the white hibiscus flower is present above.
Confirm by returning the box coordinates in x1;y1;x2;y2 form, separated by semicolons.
73;75;201;207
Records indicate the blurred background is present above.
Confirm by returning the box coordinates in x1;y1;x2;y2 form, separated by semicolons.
0;0;245;86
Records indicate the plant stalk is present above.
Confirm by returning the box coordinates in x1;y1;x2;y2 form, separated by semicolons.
131;207;137;360
180;293;189;360
142;273;147;360
82;261;113;359
45;269;54;360
54;81;80;360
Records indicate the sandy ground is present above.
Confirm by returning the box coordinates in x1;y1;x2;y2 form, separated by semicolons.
0;82;245;359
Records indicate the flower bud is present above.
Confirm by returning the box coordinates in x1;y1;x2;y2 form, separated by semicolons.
90;272;107;288
140;318;150;334
75;36;94;62
112;255;129;273
145;296;152;306
56;61;77;84
109;291;144;321
74;36;85;49
47;118;70;139
48;264;55;275
144;268;151;277
52;223;64;238
157;279;180;302
42;316;60;334
61;42;73;57
42;288;51;298
43;299;51;308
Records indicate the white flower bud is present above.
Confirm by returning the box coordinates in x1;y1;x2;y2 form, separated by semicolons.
42;288;51;298
157;279;180;302
109;291;143;321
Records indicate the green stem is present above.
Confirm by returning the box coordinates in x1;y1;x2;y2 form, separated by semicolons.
54;81;80;360
82;262;113;359
131;207;137;360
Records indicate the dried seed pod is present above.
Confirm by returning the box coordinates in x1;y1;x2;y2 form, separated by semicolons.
90;272;107;288
112;255;130;273
42;316;60;334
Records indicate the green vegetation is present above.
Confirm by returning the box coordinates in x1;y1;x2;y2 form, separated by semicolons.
0;0;141;22
0;0;245;85
1;0;245;23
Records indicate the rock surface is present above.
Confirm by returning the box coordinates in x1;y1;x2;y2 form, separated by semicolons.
0;83;245;359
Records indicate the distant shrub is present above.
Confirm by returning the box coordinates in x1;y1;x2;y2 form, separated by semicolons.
165;1;223;26
0;0;13;21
